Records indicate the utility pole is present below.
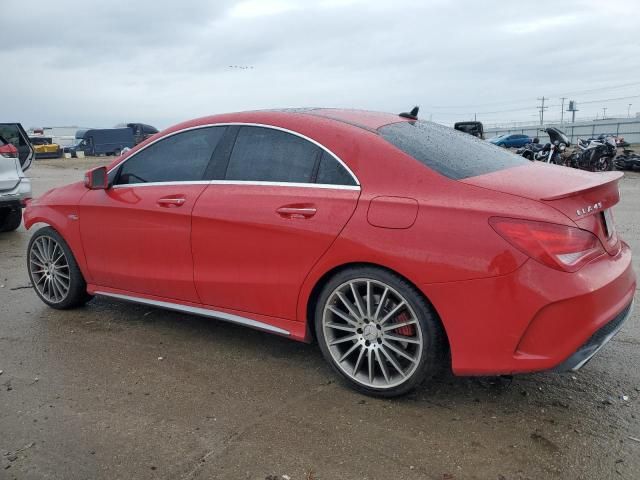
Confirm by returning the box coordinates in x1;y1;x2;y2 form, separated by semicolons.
537;97;548;126
628;104;632;118
560;97;567;125
474;113;477;121
602;107;607;119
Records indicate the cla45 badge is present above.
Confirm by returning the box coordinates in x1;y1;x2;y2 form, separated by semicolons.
576;202;603;216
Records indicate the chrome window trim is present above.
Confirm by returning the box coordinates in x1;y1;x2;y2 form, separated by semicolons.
112;180;360;191
112;180;210;189
95;291;290;336
108;122;361;187
208;180;360;190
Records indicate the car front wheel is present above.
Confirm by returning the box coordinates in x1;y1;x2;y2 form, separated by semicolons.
27;227;93;309
315;267;446;397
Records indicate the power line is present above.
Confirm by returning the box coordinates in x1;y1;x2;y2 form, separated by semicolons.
578;93;640;105
427;81;640;110
432;93;640;118
554;81;640;98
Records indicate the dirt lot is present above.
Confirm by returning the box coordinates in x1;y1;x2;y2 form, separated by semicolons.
1;158;639;480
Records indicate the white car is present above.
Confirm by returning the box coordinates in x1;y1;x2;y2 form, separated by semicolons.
0;123;33;232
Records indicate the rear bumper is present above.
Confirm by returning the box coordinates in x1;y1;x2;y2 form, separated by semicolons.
422;241;636;375
35;150;62;159
554;299;634;371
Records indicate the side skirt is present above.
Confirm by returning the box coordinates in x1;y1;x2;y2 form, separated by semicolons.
89;286;308;340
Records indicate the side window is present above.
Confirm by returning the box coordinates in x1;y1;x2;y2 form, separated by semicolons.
116;127;225;185
225;126;319;183
316;151;357;186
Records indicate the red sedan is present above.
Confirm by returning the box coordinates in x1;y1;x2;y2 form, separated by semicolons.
24;109;636;396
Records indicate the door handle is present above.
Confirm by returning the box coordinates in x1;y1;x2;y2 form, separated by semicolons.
276;206;317;218
157;197;186;207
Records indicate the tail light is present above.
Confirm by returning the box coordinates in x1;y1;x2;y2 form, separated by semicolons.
0;143;18;158
489;217;605;272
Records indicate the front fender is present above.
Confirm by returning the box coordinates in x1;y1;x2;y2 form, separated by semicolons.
24;183;92;283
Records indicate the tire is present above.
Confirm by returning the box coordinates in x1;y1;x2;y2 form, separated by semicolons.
0;207;22;232
314;266;446;397
27;227;93;309
593;155;614;172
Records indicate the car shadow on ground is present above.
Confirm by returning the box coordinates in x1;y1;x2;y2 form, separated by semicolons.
52;296;632;408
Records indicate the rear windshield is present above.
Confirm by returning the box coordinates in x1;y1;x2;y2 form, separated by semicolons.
379;121;528;180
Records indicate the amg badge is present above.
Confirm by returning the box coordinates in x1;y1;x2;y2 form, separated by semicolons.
576;202;603;216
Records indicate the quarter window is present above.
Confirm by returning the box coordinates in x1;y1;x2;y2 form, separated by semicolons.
116;127;225;185
225;126;320;183
316;151;356;186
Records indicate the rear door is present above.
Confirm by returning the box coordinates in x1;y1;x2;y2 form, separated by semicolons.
79;126;226;302
192;125;360;320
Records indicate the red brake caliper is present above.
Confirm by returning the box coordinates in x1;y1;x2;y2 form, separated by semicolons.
392;311;415;337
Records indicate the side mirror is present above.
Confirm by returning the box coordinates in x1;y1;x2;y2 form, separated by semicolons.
84;166;109;190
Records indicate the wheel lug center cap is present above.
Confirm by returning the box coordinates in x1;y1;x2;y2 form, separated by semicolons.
363;324;378;341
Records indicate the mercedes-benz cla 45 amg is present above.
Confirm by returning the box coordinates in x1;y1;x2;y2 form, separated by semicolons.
24;109;635;396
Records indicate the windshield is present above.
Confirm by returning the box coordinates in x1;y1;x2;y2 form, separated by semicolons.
546;128;569;145
379;121;529;180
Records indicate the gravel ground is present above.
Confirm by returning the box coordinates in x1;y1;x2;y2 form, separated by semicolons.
0;159;638;480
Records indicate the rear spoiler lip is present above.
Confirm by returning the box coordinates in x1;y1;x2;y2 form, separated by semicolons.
541;171;623;201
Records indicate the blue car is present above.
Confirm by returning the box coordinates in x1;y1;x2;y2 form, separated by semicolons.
489;134;532;148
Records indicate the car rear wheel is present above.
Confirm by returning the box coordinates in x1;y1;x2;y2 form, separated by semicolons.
0;207;22;232
315;267;445;397
27;227;93;309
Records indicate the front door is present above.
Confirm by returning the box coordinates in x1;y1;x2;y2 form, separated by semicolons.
79;126;226;302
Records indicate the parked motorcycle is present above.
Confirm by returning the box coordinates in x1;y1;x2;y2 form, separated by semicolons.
516;137;545;160
615;147;640;170
567;135;617;172
518;127;616;172
517;128;567;164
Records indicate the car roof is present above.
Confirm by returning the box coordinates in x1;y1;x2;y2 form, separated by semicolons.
178;108;411;134
110;108;417;173
304;108;411;131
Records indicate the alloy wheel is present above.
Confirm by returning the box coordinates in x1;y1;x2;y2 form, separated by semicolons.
29;236;71;303
322;278;423;389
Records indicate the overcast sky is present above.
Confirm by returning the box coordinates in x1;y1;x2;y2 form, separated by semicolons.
2;0;639;129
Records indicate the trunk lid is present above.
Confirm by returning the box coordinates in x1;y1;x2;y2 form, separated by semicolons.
461;162;622;254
